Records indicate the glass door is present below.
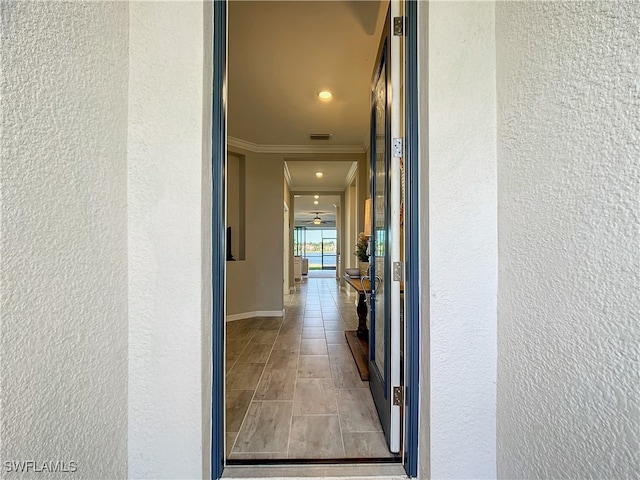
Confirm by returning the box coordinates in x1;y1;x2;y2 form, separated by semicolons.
321;233;337;269
368;3;401;454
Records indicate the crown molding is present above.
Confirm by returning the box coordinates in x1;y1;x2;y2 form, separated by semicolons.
228;136;365;154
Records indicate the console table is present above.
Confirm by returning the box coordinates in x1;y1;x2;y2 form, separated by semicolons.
343;275;371;380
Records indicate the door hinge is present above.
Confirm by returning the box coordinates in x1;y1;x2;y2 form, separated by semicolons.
393;261;404;281
392;138;404;158
393;386;404;406
393;16;405;36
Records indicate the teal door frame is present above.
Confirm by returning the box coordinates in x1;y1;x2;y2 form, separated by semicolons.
210;0;226;477
210;1;420;477
403;2;420;477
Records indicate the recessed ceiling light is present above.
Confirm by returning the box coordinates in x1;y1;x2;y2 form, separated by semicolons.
315;172;323;178
318;91;332;100
314;200;319;205
294;195;301;198
314;195;319;199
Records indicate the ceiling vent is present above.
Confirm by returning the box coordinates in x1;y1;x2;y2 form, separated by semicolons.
309;133;332;141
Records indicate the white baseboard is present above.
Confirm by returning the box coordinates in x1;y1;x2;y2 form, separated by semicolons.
226;310;285;322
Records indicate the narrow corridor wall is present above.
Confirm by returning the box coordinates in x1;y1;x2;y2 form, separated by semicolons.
127;3;205;478
423;2;498;478
226;149;285;319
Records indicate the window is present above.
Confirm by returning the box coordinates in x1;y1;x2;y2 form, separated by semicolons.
294;227;337;270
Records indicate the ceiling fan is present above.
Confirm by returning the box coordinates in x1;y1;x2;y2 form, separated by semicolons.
305;212;330;225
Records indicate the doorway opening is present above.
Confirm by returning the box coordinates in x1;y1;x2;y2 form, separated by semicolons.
212;0;420;478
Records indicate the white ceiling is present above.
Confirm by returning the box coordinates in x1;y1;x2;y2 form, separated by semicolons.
228;0;386;224
228;0;386;147
285;160;356;192
293;194;342;227
285;160;356;226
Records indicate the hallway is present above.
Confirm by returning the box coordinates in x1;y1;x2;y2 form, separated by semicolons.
225;277;397;460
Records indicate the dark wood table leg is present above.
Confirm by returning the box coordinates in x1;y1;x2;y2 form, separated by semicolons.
356;292;369;339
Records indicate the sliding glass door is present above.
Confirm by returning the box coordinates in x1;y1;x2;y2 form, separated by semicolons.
294;227;337;271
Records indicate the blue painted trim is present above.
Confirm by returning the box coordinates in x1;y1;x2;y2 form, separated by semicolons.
403;1;420;477
211;0;227;478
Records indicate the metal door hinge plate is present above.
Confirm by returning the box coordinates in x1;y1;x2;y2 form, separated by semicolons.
393;138;404;158
393;262;404;281
393;16;405;36
393;386;404;406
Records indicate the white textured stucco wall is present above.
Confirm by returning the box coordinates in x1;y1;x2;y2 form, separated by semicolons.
496;2;640;478
426;2;498;478
127;3;204;478
1;2;129;478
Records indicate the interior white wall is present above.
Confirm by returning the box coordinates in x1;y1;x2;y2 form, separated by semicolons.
288;189;295;292
345;185;357;269
226;149;284;318
284;168;295;294
496;2;640;478
227;153;242;260
127;3;204;478
336;203;343;279
425;2;498;478
0;2;129;477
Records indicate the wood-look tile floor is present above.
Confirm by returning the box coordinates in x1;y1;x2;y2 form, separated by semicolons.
226;276;395;460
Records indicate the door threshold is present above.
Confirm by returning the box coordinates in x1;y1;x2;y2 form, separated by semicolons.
222;462;407;479
227;457;401;465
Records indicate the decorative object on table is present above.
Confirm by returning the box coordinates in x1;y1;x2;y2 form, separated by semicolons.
358;261;369;278
354;232;369;262
345;268;360;278
354;231;370;277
